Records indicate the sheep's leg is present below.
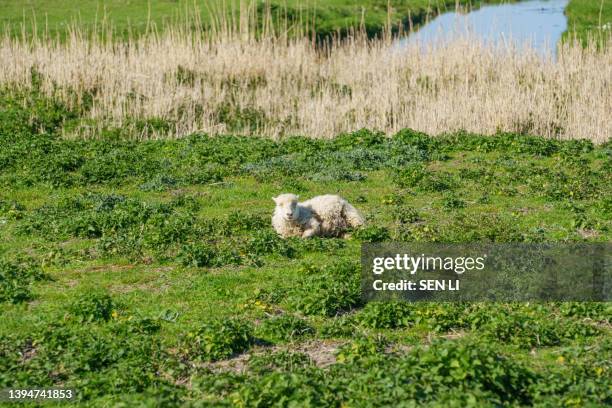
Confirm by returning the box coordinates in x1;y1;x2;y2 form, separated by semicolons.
302;228;317;238
301;219;321;239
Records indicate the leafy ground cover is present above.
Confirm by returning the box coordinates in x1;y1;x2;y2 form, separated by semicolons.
1;0;608;41
0;89;610;406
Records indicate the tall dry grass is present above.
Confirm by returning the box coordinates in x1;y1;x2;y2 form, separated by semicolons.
1;14;610;142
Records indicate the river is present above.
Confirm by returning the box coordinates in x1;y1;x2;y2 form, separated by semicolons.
397;0;570;56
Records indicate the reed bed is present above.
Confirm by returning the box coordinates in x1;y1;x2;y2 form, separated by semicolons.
1;18;610;142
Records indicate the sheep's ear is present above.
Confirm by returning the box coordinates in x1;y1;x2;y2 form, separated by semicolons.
272;197;278;204
295;195;300;200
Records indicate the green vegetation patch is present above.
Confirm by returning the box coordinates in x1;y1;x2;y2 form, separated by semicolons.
1;0;530;39
0;88;610;406
0;256;48;304
185;318;255;362
565;0;612;44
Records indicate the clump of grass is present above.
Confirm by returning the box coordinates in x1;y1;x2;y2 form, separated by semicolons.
287;261;362;316
352;225;390;242
185;318;255;362
67;290;118;323
319;315;358;338
441;194;466;210
248;351;313;374
335;335;387;363
0;257;47;304
0;199;25;220
256;315;315;343
461;304;601;348
355;301;413;329
178;242;243;268
246;229;296;258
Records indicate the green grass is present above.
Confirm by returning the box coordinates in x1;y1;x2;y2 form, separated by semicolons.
565;0;612;43
0;0;538;39
2;1;609;43
0;87;610;406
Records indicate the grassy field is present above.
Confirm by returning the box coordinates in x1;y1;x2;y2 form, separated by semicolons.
1;0;610;40
0;87;610;406
565;0;612;42
0;0;489;37
1;1;610;406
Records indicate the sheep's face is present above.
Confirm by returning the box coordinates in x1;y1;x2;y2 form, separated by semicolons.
273;194;299;221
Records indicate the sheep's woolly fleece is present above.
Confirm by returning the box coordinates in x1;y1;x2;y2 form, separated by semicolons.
272;194;364;238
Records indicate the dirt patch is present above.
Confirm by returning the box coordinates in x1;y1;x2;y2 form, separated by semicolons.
85;264;136;273
441;330;467;340
385;343;414;355
21;340;37;363
291;340;345;368
589;320;611;331
64;280;79;288
205;352;252;374
202;339;346;374
577;228;600;239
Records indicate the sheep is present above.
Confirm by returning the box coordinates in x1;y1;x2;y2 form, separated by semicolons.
272;193;364;238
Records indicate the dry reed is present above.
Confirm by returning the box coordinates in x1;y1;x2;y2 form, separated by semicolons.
1;12;610;142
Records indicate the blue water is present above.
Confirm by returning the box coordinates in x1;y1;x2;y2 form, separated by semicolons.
398;0;569;55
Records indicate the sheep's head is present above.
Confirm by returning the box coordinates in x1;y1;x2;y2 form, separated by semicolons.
273;193;299;221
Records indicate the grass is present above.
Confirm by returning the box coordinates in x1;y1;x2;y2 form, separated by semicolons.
2;2;609;144
0;0;512;38
1;0;609;42
0;88;610;406
0;2;610;406
565;0;612;43
1;24;610;142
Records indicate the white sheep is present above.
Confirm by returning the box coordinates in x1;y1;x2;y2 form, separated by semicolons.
272;193;364;238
